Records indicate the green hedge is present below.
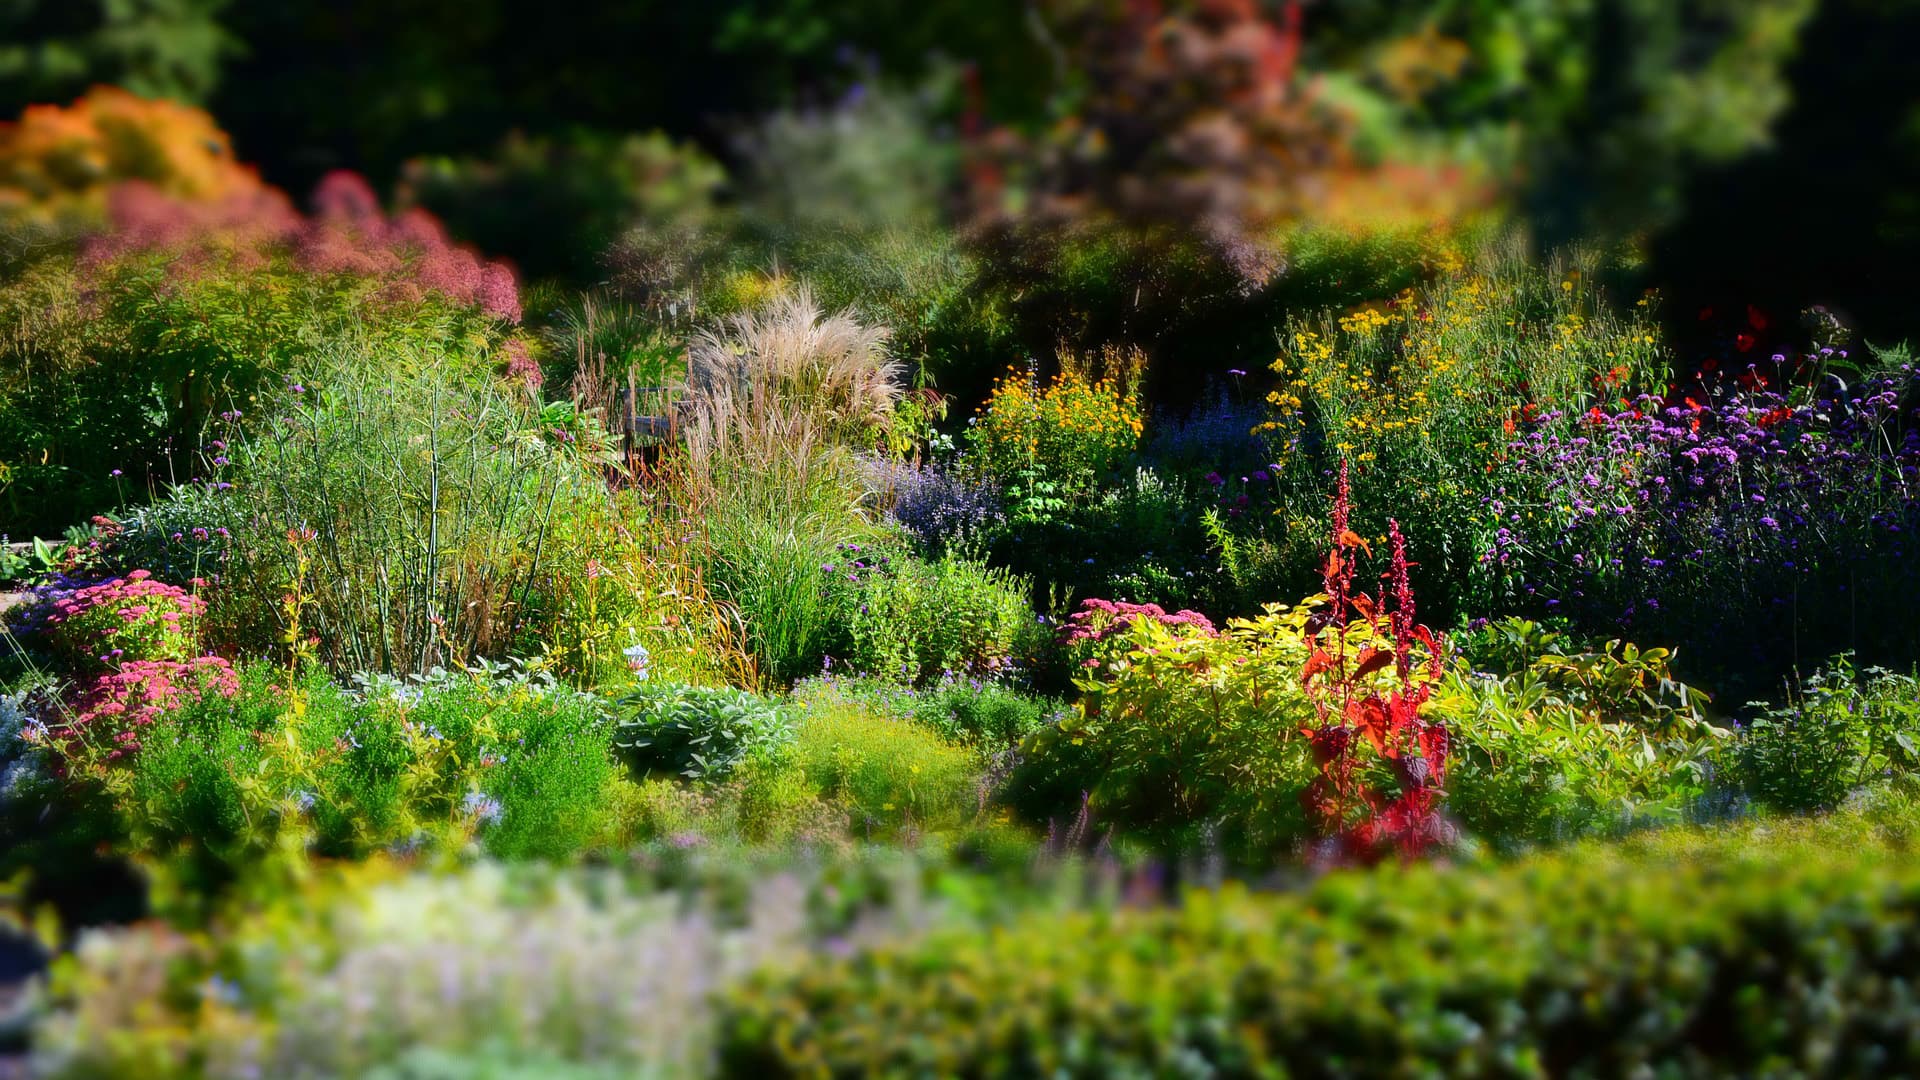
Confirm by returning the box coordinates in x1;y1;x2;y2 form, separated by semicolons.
719;811;1920;1077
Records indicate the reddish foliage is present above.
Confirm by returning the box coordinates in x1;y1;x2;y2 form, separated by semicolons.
1299;461;1450;863
81;169;521;323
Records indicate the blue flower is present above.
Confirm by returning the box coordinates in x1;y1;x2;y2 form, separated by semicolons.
463;791;504;824
623;642;651;679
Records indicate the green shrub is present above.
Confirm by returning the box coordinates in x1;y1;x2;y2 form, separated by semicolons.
913;680;1058;746
1735;659;1920;814
692;445;881;685
1013;605;1320;860
720;808;1920;1077
980;465;1223;617
1432;623;1728;846
613;682;794;782
111;662;621;888
1254;244;1665;625
835;543;1032;685
0;187;520;535
398;129;722;283
789;698;978;833
791;674;1059;748
148;335;609;676
963;351;1145;513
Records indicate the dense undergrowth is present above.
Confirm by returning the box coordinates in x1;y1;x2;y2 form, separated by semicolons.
0;61;1916;1077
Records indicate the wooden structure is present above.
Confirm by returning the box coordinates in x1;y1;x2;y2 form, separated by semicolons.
614;372;684;475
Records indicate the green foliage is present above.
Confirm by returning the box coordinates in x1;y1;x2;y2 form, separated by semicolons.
731;76;956;236
29;839;1066;1079
1433;627;1728;847
1313;0;1819;244
963;355;1145;515
0;242;512;534
105;661;621;893
720;807;1920;1076
791;673;1059;748
695;452;879;685
1254;244;1667;624
984;465;1224;618
613;681;793;782
912;679;1057;747
0;0;233;109
400;129;722;283
789;696;978;833
1735;659;1920;814
835;543;1032;686
1016;605;1320;860
165;337;608;675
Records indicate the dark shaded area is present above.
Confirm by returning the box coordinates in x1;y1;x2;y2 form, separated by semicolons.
1650;0;1920;361
203;0;1046;196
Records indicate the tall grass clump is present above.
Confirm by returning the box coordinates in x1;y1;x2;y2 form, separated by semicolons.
136;331;608;675
679;289;903;682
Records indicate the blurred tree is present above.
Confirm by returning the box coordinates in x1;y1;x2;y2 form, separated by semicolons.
1648;0;1920;357
0;0;233;110
397;130;725;283
1309;0;1819;249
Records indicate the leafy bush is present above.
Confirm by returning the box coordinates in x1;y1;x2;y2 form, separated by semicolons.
831;542;1032;686
151;340;609;676
1017;604;1316;860
0;167;523;534
791;673;1059;749
29;842;1052;1079
398;128;722;283
16;569;203;672
1021;475;1453;863
979;465;1223;618
912;679;1058;747
1735;659;1920;814
720;808;1920;1076
1433;623;1728;846
47;662;623;889
614;682;794;782
1254;248;1666;624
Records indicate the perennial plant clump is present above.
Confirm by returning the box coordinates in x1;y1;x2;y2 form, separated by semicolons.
1495;356;1920;678
53;655;240;767
22;569;204;672
1297;463;1450;861
966;352;1145;513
